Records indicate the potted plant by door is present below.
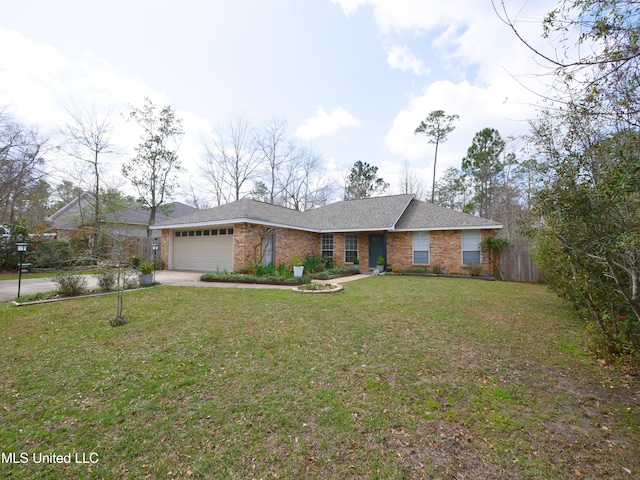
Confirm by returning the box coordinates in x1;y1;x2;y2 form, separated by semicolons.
352;258;360;271
293;254;304;277
376;256;385;272
138;261;155;286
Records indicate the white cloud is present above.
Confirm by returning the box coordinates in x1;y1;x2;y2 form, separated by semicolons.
0;28;169;127
0;29;71;125
330;0;556;88
385;44;428;75
328;0;551;187
384;79;535;179
331;0;466;33
329;0;369;15
296;106;360;140
0;27;212;200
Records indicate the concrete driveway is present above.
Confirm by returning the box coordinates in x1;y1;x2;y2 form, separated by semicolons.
0;271;205;302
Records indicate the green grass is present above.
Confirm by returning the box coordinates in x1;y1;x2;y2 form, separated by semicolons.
0;271;54;281
1;277;638;479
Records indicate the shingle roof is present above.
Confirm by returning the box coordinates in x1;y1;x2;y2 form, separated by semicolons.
394;199;502;230
153;198;311;229
102;202;197;225
304;194;414;231
151;195;503;232
48;193;198;229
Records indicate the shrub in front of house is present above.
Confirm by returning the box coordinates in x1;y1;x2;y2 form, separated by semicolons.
200;272;309;285
465;264;482;277
52;271;88;296
95;266;117;291
311;266;359;280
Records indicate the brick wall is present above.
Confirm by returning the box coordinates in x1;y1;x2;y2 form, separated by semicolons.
322;232;373;268
430;230;463;273
232;223;319;271
387;232;412;269
160;229;169;267
387;229;498;275
274;227;319;268
161;224;499;275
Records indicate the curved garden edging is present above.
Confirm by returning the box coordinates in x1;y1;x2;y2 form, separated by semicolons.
291;283;343;294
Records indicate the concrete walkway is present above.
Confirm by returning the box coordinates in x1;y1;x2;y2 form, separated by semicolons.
0;271;370;302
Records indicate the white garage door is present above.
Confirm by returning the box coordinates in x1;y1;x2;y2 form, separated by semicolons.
172;227;234;272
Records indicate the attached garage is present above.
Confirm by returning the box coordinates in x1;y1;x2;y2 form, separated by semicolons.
171;227;234;272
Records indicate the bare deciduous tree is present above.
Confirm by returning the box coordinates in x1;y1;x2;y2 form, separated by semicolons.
397;162;426;200
275;141;334;211
58;102;117;252
256;118;293;204
202;116;336;210
201;115;261;204
0;109;48;224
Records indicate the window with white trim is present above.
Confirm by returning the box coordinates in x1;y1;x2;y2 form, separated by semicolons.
321;234;334;258
462;230;481;265
413;232;430;264
345;234;358;263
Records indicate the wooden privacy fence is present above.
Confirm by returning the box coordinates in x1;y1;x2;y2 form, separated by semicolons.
498;242;543;283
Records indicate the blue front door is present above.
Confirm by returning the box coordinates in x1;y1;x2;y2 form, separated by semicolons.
368;234;384;268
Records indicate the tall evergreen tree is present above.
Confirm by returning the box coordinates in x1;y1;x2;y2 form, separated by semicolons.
414;110;459;203
461;128;505;219
343;161;389;200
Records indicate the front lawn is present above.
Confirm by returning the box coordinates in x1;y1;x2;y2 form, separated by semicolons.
0;277;638;479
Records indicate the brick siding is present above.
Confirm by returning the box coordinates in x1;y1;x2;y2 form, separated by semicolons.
160;225;499;275
232;223;319;270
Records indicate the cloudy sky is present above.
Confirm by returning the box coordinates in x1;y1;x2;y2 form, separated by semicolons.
1;0;556;205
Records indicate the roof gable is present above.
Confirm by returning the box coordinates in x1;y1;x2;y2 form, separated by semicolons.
304;194;414;231
395;199;502;230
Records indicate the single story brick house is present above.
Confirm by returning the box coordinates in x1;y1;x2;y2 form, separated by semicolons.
150;194;503;275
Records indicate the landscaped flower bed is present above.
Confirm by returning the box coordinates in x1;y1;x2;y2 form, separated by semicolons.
396;266;495;280
200;272;310;286
200;264;359;285
309;266;359;280
397;272;495;281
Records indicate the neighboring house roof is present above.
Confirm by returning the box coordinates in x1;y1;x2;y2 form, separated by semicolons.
151;194;503;232
48;192;198;230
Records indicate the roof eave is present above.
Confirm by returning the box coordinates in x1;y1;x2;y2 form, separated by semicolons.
394;224;503;232
150;218;319;233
